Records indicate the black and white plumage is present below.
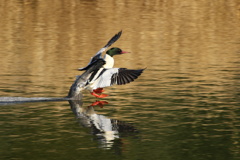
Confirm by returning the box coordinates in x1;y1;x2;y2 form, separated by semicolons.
75;31;144;98
85;67;145;92
68;59;106;98
78;31;122;71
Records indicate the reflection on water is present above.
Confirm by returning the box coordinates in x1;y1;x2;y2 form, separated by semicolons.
0;98;139;159
0;97;138;151
69;99;138;149
0;0;240;160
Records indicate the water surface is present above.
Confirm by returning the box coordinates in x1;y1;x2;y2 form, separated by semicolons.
0;0;240;159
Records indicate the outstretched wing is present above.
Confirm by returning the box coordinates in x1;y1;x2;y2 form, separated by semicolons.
94;30;122;57
91;68;145;89
78;31;122;71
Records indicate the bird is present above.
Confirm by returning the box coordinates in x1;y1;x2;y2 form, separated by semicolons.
78;31;124;71
78;31;145;98
85;67;145;98
101;47;129;68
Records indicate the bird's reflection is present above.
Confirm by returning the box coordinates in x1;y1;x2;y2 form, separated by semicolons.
0;95;138;150
68;97;138;150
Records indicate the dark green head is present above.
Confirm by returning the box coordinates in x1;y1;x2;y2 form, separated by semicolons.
106;47;129;57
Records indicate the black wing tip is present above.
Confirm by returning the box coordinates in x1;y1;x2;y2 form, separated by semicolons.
117;30;122;36
112;68;145;85
132;68;145;75
112;30;122;40
133;69;145;78
138;68;146;72
105;30;123;47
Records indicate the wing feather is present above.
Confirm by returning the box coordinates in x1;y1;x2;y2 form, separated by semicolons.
91;68;145;89
78;31;122;71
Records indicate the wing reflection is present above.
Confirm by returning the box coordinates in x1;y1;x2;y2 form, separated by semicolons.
68;97;138;149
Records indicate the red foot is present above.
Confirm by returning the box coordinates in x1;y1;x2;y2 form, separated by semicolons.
91;92;108;98
90;100;109;108
93;88;105;93
98;94;108;98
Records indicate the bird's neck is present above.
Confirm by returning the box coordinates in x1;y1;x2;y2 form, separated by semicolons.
103;54;114;68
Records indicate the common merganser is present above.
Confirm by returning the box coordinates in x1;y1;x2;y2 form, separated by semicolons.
78;31;123;71
102;47;129;68
68;31;123;99
77;31;145;98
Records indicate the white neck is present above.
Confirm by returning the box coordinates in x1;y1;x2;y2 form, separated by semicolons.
103;54;114;68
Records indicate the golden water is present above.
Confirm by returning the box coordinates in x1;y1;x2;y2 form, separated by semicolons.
0;0;240;159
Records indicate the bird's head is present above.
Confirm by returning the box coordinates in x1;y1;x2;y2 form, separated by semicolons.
106;47;129;57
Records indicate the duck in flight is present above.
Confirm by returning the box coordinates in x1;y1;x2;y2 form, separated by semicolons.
78;31;145;98
78;31;125;71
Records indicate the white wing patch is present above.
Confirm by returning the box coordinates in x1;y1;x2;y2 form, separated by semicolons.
90;68;144;90
91;68;119;89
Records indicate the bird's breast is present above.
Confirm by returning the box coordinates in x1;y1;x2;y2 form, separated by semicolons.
103;54;114;68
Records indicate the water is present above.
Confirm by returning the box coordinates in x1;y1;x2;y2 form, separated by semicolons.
0;0;240;159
